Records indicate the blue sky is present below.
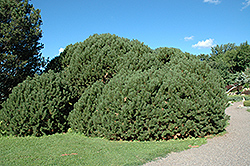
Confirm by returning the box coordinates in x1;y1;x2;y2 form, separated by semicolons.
30;0;250;59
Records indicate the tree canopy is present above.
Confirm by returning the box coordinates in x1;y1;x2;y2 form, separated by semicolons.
0;0;44;105
198;41;250;85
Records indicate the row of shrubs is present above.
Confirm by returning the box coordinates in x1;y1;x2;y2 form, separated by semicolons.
0;33;229;140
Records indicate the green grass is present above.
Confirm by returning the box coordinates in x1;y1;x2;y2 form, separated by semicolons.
0;133;206;166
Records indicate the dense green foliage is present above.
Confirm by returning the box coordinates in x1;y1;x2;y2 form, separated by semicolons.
1;33;230;140
199;42;250;86
0;0;44;105
154;47;184;64
69;54;229;141
45;43;81;73
0;71;74;136
59;34;159;103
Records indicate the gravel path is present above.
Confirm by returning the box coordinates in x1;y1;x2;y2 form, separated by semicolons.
143;102;250;166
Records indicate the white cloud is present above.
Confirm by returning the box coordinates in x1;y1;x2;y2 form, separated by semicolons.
241;0;250;11
192;38;216;49
184;36;194;41
52;48;65;58
203;0;221;5
59;48;65;54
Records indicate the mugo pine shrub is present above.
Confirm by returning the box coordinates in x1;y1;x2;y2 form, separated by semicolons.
69;54;229;141
154;47;183;64
63;33;159;101
0;71;74;137
46;33;156;117
68;81;105;135
45;42;81;73
47;34;170;109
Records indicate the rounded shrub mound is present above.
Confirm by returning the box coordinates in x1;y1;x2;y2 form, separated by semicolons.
44;33;159;122
64;33;159;99
0;71;74;137
68;81;105;135
69;55;229;141
154;47;183;64
45;42;81;73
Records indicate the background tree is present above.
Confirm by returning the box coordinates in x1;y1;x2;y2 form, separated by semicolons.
227;41;250;73
0;0;44;106
199;41;250;86
210;43;236;59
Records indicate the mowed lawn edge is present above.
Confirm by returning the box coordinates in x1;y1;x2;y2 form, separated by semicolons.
0;133;206;166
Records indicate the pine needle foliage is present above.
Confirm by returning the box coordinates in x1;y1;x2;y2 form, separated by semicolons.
45;43;81;73
69;54;229;141
0;71;74;137
1;33;229;139
63;33;159;101
0;0;44;105
154;47;183;64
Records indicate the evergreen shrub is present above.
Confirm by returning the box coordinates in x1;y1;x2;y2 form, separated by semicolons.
0;71;74;137
45;43;81;73
154;47;183;64
69;55;229;141
68;81;105;135
64;33;159;101
48;35;188;110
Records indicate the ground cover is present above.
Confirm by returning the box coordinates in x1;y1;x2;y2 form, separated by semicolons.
227;95;250;102
0;133;206;166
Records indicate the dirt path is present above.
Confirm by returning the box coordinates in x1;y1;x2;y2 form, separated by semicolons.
143;102;250;166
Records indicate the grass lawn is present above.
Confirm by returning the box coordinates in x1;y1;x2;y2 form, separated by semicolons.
0;133;206;166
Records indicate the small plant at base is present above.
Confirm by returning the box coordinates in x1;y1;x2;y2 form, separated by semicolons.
243;100;250;107
67;128;73;133
0;121;7;136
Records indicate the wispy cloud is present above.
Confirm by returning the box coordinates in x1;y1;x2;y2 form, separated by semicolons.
184;36;194;41
241;0;250;11
203;0;221;5
192;38;216;49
